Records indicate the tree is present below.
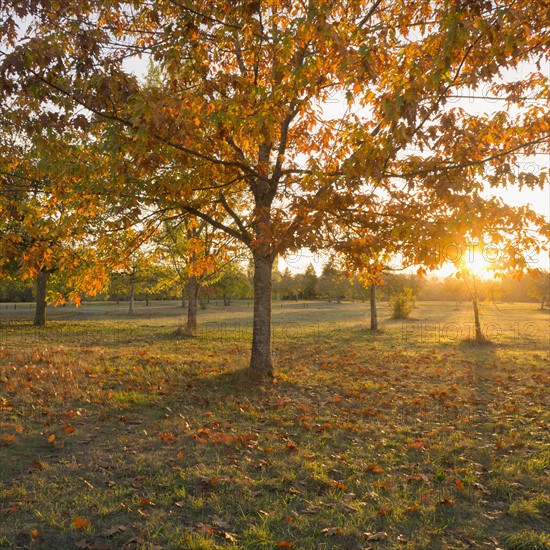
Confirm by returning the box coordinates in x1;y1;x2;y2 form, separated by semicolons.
300;264;319;300
527;270;550;310
155;218;239;332
317;261;347;302
212;263;253;306
0;132;107;325
1;1;549;376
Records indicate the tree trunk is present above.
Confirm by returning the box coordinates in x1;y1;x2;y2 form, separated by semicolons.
128;282;135;315
181;284;186;308
541;299;545;311
34;269;49;326
370;284;378;331
186;275;199;333
250;252;274;379
472;298;484;342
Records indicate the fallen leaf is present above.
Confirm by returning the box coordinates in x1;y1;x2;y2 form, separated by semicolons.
397;534;410;543
321;527;343;536
30;529;42;538
484;511;504;519
73;517;91;529
160;432;175;443
224;532;238;542
276;542;295;548
4;435;15;442
196;523;214;534
101;525;127;537
211;515;231;530
0;506;17;513
63;425;75;434
47;434;56;443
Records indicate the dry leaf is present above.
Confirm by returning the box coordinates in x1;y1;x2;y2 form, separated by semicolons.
101;525;127;537
47;434;55;443
224;532;238;543
73;517;91;529
321;527;343;536
211;515;231;530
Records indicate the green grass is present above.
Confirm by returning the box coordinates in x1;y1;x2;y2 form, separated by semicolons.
0;300;548;548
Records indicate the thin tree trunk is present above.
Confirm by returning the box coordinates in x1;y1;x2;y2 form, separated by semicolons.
541;300;545;311
186;275;199;333
181;284;186;308
128;281;135;315
250;252;274;379
473;298;484;342
370;284;378;331
34;269;49;326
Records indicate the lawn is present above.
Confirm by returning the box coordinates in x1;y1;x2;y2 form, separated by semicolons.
0;300;549;549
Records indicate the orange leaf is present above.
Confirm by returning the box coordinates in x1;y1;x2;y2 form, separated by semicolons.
63;425;75;434
47;434;55;443
30;529;42;538
160;432;176;443
455;479;465;490
4;435;15;441
73;517;90;529
276;542;295;548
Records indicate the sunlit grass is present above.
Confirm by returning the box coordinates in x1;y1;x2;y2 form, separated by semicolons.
0;301;548;548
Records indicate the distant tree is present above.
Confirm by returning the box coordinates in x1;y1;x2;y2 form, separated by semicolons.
317;261;346;303
441;276;471;309
273;268;297;301
300;264;318;300
390;288;415;319
527;270;550;310
212;264;253;305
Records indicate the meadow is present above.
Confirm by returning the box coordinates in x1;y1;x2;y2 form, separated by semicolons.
0;300;548;549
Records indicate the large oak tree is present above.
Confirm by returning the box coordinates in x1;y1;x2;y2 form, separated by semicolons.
1;0;548;377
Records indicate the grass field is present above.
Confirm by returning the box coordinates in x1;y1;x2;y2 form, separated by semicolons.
0;300;549;549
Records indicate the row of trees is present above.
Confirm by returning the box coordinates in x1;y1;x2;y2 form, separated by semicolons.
1;1;549;378
3;259;548;311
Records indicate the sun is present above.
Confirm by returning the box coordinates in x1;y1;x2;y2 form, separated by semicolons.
462;252;494;279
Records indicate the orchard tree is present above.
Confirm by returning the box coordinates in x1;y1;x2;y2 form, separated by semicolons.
0;132;107;325
1;1;549;376
156;218;239;332
527;269;550;310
